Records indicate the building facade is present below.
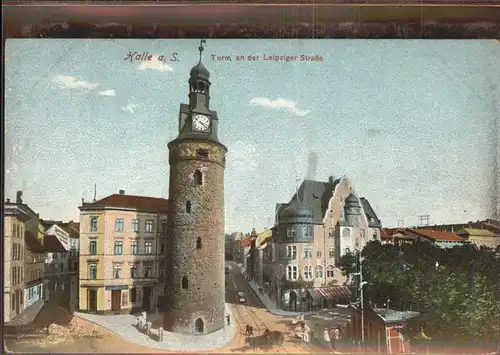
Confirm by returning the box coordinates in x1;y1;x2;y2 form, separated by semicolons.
271;176;382;311
456;228;500;249
4;201;29;322
163;42;228;335
78;190;168;315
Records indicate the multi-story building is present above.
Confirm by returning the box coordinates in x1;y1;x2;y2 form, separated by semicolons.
456;228;500;249
271;176;382;311
41;222;71;293
4;191;47;323
78;190;168;315
4;200;29;322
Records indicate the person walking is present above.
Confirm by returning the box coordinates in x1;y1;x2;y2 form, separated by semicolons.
324;327;331;350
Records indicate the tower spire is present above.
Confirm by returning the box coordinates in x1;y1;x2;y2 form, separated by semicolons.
198;39;206;63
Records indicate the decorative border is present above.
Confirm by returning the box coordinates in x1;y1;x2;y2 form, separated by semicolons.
2;1;500;39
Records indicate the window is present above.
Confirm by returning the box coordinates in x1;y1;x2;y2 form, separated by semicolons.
303;226;312;237
315;265;323;278
186;201;192;213
329;228;335;238
182;276;188;289
89;263;97;279
115;218;124;232
11;296;14;311
286;265;298;280
132;219;140;233
89;240;97;255
159;263;165;277
342;228;350;239
317;251;322;259
12;267;17;286
327;265;335;278
130;264;138;278
90;216;98;232
286;245;297;259
121;292;128;306
114;241;123;255
113;264;122;279
329;247;335;258
145;220;153;233
303;265;313;280
161;220;168;234
144;241;153;255
130;288;137;303
360;229;366;239
303;246;312;259
196;149;209;158
344;248;351;255
194;170;203;185
196;237;202;249
144;264;153;278
131;241;138;255
373;230;378;239
286;227;296;239
160;243;165;254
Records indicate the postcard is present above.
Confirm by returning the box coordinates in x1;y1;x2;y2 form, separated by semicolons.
4;38;500;354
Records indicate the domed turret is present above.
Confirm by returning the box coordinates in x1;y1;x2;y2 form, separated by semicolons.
280;197;313;224
190;61;210;80
344;193;361;226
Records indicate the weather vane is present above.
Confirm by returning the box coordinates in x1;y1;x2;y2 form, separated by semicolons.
198;39;207;62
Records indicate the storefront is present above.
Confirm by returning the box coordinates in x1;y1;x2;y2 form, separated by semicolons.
25;281;43;307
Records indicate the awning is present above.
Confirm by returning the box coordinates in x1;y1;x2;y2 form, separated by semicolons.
315;286;352;301
308;288;324;302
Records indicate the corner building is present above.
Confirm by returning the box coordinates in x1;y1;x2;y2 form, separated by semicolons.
163;42;227;335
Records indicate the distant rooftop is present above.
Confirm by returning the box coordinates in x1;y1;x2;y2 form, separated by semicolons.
79;190;168;213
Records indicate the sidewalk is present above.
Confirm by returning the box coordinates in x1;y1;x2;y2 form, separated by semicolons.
247;280;315;317
74;303;235;352
6;299;46;326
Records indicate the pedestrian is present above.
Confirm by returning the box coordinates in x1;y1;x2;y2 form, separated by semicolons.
226;314;230;325
249;325;254;335
324;327;331;349
245;325;250;335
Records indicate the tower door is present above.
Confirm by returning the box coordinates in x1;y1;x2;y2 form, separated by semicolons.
195;318;204;333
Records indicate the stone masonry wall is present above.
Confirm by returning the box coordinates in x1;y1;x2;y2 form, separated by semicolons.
163;140;227;334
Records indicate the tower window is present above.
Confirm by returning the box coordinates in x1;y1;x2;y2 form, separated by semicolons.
194;170;203;185
186;201;192;213
196;237;202;249
182;276;188;289
196;149;209;159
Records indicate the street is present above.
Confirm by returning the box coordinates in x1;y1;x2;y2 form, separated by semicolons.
224;261;327;353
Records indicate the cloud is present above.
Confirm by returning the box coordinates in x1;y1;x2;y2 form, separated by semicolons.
53;75;98;89
121;103;138;114
98;89;116;97
137;56;174;73
249;97;310;117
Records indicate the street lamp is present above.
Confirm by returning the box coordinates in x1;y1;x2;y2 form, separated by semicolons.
353;256;368;349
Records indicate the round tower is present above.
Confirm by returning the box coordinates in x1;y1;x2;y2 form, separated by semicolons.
163;40;227;335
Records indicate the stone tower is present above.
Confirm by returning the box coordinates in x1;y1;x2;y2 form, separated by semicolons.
163;40;228;335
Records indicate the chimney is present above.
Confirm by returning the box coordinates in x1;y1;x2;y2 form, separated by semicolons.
328;175;335;184
16;191;23;204
81;198;85;205
119;190;125;195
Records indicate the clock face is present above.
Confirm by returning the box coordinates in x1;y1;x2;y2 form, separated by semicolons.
192;114;211;132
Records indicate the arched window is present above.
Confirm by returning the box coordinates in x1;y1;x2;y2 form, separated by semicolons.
342;228;350;239
194;170;203;186
315;265;323;278
303;265;313;280
186;201;191;213
196;237;202;249
326;265;335;278
182;276;188;289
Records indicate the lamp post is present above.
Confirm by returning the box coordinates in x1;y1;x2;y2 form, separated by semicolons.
353;254;368;350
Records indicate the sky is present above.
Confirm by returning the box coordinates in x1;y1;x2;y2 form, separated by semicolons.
4;39;500;233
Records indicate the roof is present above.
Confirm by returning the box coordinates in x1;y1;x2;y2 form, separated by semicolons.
311;286;352;301
41;219;80;239
256;229;272;247
373;308;420;324
408;228;465;242
457;228;497;238
43;234;67;253
80;194;168;213
25;231;46;253
240;236;252;247
360;198;382;227
381;228;413;240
